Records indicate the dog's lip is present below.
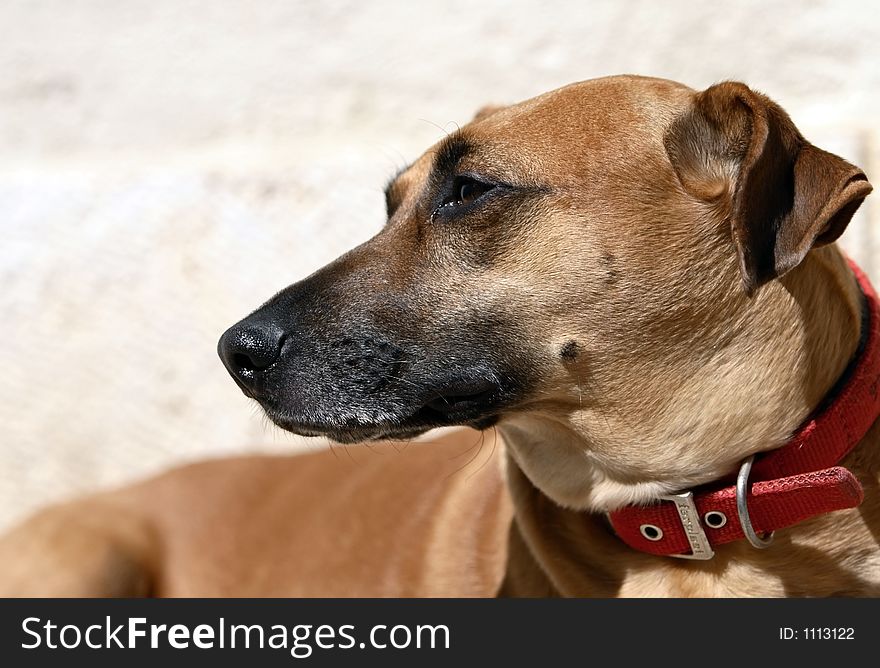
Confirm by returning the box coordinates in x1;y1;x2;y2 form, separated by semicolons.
255;375;506;443
261;394;502;444
263;413;434;443
422;380;498;414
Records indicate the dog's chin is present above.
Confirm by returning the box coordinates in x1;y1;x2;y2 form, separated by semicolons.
261;402;502;444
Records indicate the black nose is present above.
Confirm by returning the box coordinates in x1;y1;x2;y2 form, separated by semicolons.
218;320;285;391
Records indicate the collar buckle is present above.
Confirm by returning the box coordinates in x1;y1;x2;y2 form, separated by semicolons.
660;491;715;560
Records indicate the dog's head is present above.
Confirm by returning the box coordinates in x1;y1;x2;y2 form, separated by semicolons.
219;75;871;502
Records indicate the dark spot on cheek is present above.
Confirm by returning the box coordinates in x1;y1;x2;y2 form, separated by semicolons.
601;252;620;285
560;340;579;362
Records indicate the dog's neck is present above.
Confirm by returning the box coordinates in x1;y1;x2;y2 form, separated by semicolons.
496;246;880;595
500;245;866;513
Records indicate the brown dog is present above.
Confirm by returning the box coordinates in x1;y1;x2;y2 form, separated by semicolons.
1;75;878;597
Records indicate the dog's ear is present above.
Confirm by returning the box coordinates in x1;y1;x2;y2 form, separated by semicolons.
665;81;872;295
471;104;506;122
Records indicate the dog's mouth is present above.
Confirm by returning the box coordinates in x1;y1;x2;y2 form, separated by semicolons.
259;378;504;444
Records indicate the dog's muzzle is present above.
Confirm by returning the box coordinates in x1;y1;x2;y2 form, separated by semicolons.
217;309;512;443
215;236;532;443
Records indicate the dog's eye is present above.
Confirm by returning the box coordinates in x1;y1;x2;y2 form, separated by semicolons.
447;176;495;207
431;174;501;222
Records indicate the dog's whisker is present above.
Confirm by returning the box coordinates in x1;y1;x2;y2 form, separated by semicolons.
448;430;486;461
466;426;499;482
340;442;357;462
417;118;460;139
447;429;488;480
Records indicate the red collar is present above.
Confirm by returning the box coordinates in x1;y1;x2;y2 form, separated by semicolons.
609;259;880;559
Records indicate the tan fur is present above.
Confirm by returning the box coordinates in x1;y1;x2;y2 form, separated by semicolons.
1;75;878;597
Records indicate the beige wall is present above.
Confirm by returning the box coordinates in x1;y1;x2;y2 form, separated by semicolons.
2;0;879;529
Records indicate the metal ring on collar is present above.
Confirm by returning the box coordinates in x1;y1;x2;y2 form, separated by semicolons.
735;455;775;549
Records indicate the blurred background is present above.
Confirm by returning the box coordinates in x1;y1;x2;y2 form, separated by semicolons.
1;0;878;530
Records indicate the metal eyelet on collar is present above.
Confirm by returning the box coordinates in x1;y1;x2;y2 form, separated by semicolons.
639;524;664;541
703;510;727;529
